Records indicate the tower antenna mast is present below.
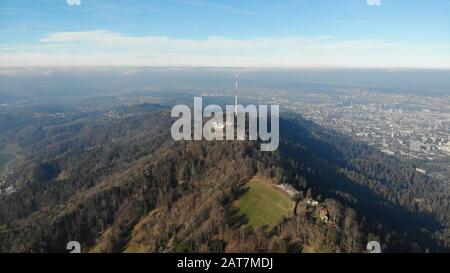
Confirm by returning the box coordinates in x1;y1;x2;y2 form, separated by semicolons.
234;72;238;116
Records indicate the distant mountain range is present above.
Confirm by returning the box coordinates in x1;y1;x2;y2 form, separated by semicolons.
1;68;449;101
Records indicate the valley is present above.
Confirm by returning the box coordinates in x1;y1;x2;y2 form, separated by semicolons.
0;152;14;175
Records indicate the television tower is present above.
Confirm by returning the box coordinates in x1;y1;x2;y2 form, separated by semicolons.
234;72;238;116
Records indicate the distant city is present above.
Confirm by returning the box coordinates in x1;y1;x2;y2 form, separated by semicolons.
203;88;450;182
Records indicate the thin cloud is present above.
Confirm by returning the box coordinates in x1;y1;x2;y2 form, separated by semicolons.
66;0;81;6
367;0;381;6
1;30;449;68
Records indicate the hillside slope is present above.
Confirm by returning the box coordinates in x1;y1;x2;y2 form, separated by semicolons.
0;106;448;252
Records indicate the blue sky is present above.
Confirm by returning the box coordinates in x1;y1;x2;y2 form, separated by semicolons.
0;0;449;67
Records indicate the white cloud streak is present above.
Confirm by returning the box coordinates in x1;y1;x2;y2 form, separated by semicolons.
367;0;381;6
67;0;81;6
1;30;449;68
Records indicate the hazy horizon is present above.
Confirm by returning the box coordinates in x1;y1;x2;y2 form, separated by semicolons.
1;67;449;100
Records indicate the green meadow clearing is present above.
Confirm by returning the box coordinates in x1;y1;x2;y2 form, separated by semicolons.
236;178;293;229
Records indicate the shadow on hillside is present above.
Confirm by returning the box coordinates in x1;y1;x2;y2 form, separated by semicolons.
225;185;251;229
279;115;444;251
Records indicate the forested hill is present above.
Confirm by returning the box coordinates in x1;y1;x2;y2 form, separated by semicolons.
0;105;448;252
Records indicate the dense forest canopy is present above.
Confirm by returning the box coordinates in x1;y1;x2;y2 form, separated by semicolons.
0;104;448;253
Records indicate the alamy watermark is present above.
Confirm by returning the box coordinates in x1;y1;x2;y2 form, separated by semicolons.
171;97;279;152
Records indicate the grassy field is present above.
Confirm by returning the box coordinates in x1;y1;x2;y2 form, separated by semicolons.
0;152;15;175
236;178;293;229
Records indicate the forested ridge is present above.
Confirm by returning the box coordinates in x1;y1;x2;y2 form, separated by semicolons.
0;105;448;252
